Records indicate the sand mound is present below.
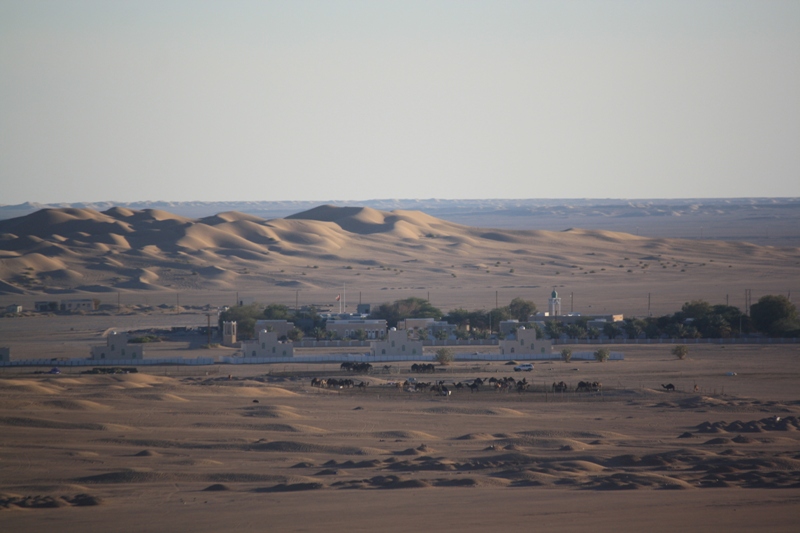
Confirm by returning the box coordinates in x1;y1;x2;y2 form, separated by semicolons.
213;386;298;398
422;406;524;416
251;440;380;456
369;430;439;440
43;399;112;411
0;416;105;431
133;450;161;457
202;483;230;491
241;405;304;419
0;380;62;395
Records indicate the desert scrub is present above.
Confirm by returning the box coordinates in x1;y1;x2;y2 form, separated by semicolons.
672;345;689;360
435;348;455;366
594;348;610;362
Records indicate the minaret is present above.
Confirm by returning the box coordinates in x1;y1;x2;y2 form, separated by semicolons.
548;289;561;316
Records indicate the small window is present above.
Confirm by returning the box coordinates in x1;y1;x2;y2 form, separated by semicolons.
272;347;276;353
252;351;256;356
402;345;405;351
511;347;515;353
262;343;265;349
381;349;386;355
391;341;395;347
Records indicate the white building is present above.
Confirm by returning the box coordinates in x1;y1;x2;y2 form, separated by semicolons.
370;328;423;357
241;329;294;358
61;298;97;312
90;331;144;360
498;327;553;356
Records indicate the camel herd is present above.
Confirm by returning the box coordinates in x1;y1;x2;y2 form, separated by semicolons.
307;365;682;396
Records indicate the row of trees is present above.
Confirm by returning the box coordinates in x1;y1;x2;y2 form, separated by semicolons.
220;294;798;342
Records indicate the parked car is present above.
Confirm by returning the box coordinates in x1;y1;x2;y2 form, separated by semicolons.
513;363;533;372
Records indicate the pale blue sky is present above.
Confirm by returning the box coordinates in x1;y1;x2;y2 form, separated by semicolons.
1;1;798;204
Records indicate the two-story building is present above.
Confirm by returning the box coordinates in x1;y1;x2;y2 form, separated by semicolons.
370;328;423;357
498;326;553;356
241;329;294;358
90;331;144;360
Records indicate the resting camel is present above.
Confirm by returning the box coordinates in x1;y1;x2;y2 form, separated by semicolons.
661;383;676;392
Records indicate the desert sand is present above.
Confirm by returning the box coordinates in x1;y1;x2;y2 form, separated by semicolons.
1;344;800;532
1;205;799;531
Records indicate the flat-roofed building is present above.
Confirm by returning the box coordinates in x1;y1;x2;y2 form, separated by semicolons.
241;329;294;358
61;298;97;312
326;319;387;340
499;327;552;356
90;331;144;360
370;328;423;357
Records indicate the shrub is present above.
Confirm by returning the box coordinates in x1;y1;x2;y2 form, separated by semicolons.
672;345;689;360
561;348;572;363
594;348;610;362
435;348;455;366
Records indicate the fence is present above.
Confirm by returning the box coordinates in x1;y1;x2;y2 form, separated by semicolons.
219;351;622;365
0;357;214;368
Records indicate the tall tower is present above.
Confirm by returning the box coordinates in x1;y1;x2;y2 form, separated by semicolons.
548;289;561;316
223;321;237;346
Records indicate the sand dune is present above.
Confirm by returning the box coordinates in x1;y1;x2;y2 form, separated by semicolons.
0;205;796;319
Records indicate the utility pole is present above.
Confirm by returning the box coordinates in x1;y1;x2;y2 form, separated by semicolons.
648;293;651;316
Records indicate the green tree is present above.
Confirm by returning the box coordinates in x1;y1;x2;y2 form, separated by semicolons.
287;328;304;342
681;300;713;320
370;297;442;327
750;295;799;336
444;308;471;328
545;320;562;340
594;348;610;362
218;303;263;339
435;347;455;365
263;304;292;320
508;297;537;322
561;348;572;363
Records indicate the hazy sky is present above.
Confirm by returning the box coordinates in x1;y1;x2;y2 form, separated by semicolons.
1;1;798;204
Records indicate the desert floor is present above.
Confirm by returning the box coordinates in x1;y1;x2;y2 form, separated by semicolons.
2;341;799;532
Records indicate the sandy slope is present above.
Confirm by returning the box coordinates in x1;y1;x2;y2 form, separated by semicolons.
0;205;798;316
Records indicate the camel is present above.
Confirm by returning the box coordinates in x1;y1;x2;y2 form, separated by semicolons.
661;383;676;392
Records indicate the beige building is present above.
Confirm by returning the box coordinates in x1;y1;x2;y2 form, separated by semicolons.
370;328;423;357
222;321;237;346
499;327;552;356
241;329;294;358
326;319;387;340
90;331;144;360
